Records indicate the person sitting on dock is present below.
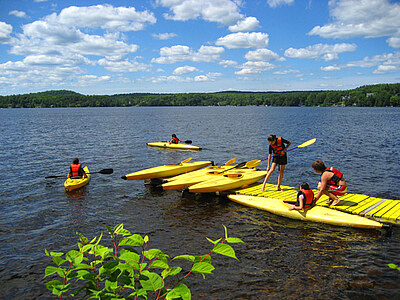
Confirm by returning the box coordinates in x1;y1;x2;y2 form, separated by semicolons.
286;182;315;211
169;134;181;144
312;160;347;206
68;158;87;179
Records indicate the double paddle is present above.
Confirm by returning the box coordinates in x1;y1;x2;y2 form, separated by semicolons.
45;168;113;179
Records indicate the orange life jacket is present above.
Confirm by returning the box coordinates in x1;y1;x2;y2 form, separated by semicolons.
171;137;179;144
297;188;315;209
271;137;285;156
70;163;81;177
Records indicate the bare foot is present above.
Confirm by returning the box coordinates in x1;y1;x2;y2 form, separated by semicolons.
326;198;334;205
330;199;340;206
277;186;282;191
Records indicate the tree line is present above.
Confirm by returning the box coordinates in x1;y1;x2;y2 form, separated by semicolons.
1;83;399;108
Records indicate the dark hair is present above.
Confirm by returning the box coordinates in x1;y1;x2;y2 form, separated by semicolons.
73;157;79;164
172;134;177;138
267;134;276;142
312;160;326;172
300;182;310;190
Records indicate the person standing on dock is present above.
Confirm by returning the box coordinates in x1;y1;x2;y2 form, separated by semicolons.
261;134;291;191
312;160;347;206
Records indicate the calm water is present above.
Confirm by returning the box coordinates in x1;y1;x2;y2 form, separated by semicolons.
0;106;399;299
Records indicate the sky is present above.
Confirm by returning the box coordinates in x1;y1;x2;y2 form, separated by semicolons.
0;0;400;96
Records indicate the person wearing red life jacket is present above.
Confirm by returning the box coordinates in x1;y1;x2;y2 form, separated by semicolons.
262;134;291;191
169;134;181;144
68;158;87;179
285;182;315;211
312;160;347;206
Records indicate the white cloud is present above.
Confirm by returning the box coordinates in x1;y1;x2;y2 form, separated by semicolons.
98;58;150;73
216;32;269;49
229;17;260;32
219;60;239;68
284;43;357;61
152;45;224;64
173;65;199;75
321;65;341;71
235;61;276;75
0;22;12;43
245;48;285;62
273;69;300;75
323;51;400;74
57;4;156;31
387;37;400;49
157;0;243;25
9;10;27;18
152;32;177;40
308;0;400;48
194;72;222;82
267;0;294;8
373;65;397;74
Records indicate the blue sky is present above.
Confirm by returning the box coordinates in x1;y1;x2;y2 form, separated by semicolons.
0;0;400;95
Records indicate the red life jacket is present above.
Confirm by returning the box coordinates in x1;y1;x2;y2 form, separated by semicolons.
298;188;315;209
271;137;285;156
171;137;179;144
70;163;81;177
325;167;343;187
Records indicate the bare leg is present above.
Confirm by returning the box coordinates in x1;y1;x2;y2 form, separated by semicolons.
261;163;277;191
276;164;286;191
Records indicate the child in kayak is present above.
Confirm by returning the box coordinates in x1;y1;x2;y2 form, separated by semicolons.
285;182;315;211
261;134;291;191
312;160;347;206
169;134;181;144
68;158;87;179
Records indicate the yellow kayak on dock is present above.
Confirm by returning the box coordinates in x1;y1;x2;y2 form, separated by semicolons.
188;169;267;193
64;166;91;192
122;158;212;180
162;158;238;190
147;142;201;151
228;194;383;229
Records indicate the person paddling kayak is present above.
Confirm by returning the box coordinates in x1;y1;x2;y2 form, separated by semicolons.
262;134;291;191
68;158;87;179
169;134;181;144
312;160;347;206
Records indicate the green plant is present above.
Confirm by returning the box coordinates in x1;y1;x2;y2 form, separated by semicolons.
388;263;400;271
44;224;244;299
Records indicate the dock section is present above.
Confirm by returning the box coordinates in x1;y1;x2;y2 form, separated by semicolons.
235;183;400;225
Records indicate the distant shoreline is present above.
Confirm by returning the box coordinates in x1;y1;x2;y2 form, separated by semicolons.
1;83;399;108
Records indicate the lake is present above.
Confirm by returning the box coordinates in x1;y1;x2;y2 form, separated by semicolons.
0;106;399;299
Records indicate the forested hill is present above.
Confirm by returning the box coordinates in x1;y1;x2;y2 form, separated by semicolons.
1;83;400;108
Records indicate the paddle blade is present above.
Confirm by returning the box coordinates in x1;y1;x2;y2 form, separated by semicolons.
245;160;261;169
184;140;192;144
224;158;237;165
98;168;113;174
298;138;316;148
180;157;192;164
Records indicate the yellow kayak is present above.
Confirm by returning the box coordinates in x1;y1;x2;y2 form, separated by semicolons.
188;169;267;193
64;166;91;192
147;142;201;151
122;159;212;180
162;165;240;190
228;194;383;229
